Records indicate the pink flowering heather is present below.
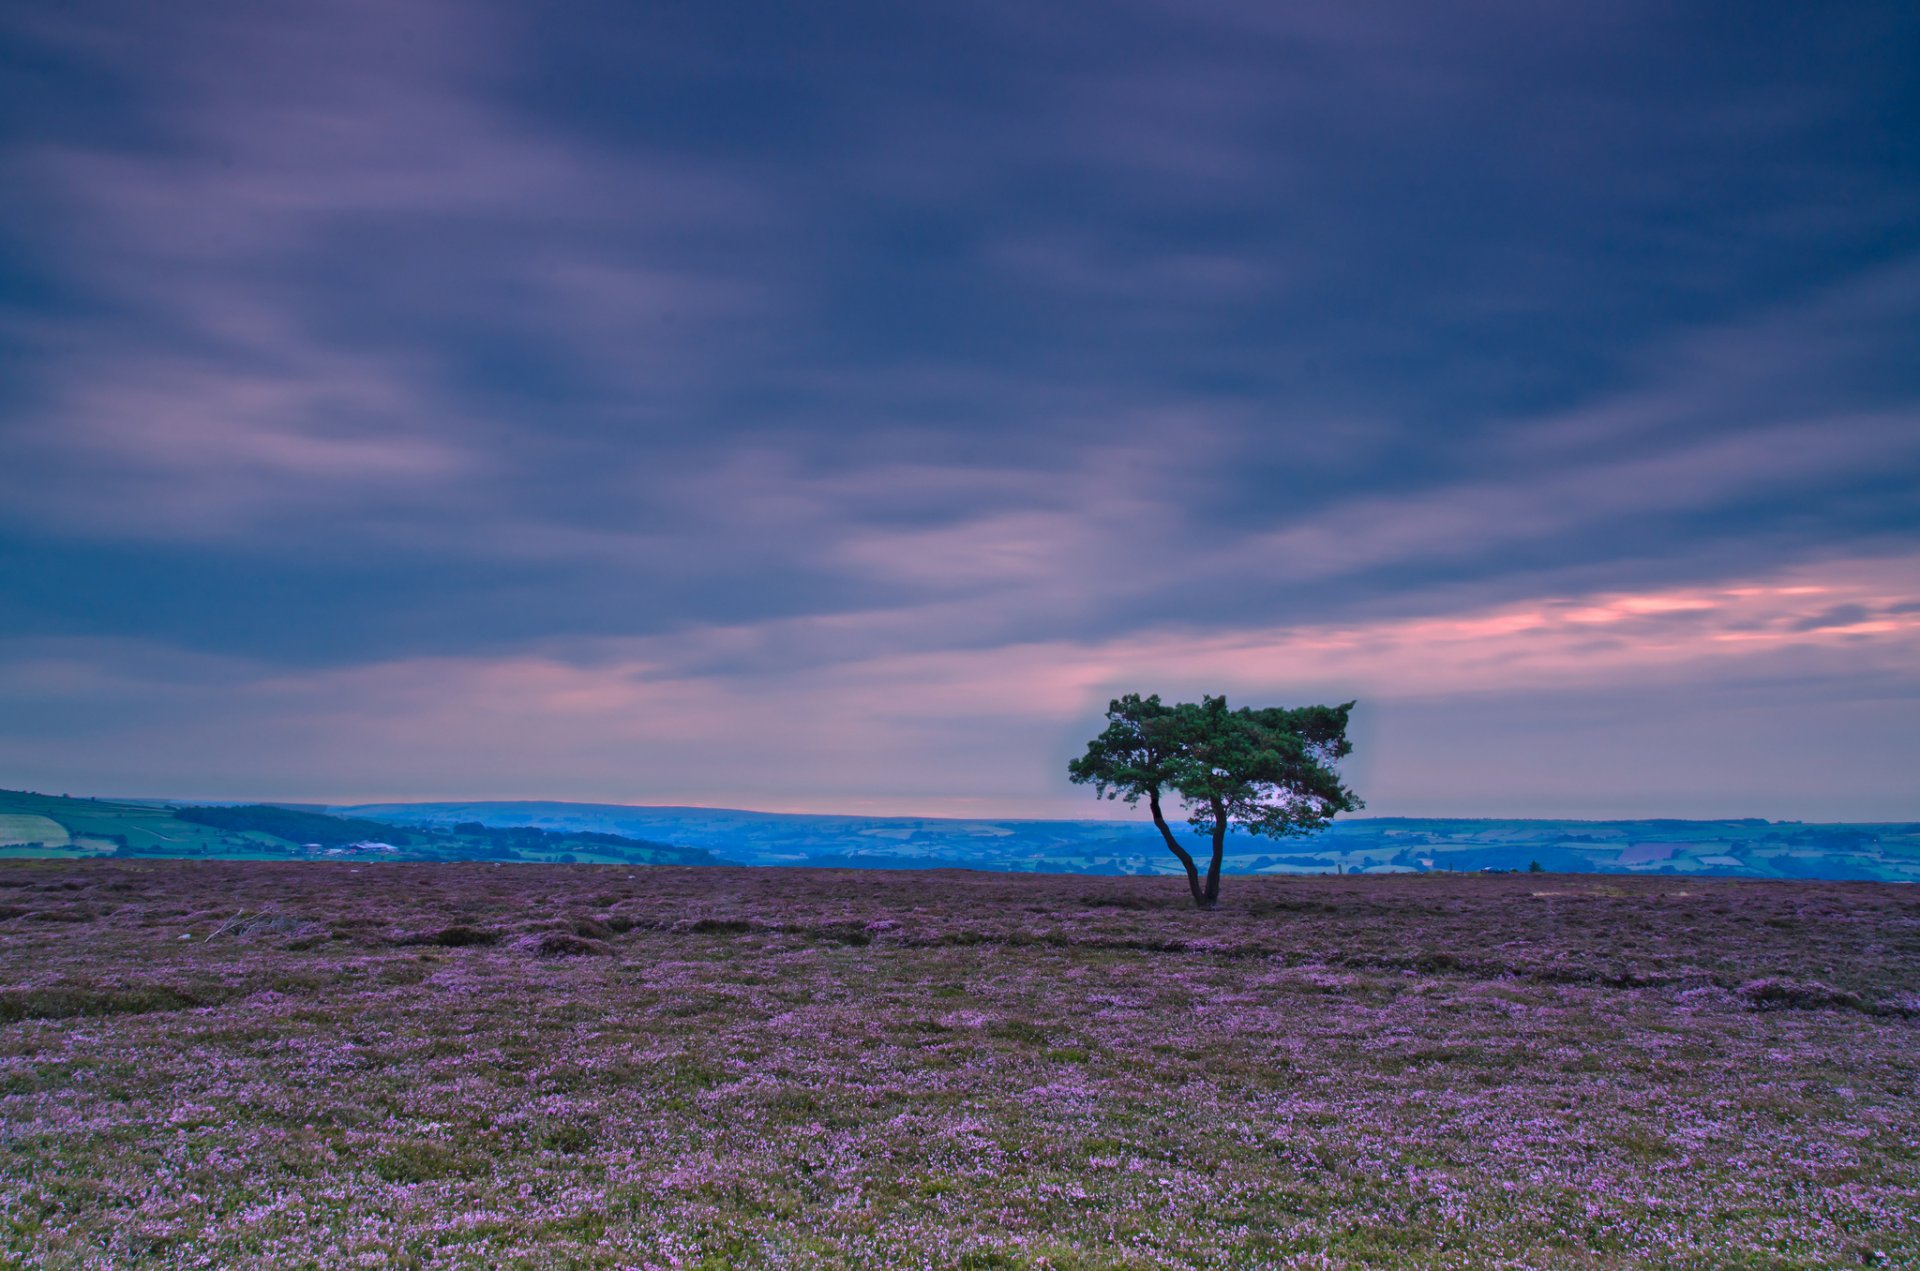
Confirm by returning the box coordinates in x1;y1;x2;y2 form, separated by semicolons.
1;861;1915;1267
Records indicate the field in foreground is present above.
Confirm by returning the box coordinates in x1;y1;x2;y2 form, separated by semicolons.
2;863;1916;1269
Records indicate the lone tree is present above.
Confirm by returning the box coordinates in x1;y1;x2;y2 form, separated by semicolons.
1068;693;1362;908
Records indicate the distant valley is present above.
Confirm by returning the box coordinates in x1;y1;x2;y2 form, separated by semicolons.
0;789;717;868
3;787;1914;881
340;799;1920;882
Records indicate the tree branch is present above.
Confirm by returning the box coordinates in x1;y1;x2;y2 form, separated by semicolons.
1148;790;1207;907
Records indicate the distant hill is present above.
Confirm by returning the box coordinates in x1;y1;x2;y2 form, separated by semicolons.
0;789;721;867
338;799;1920;883
6;787;1914;880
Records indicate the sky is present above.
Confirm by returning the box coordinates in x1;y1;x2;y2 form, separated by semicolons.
1;0;1917;820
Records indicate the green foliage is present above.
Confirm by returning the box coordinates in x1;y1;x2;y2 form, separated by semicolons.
1069;693;1360;839
1066;693;1187;808
1068;693;1361;905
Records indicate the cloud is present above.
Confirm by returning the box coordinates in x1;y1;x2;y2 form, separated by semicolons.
3;552;1913;816
0;0;1916;812
0;0;783;542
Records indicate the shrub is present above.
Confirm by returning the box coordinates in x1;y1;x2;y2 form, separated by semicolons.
395;924;500;947
0;983;204;1022
1738;978;1864;1012
533;933;608;957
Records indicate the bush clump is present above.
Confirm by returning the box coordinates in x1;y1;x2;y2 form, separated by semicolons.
1738;978;1864;1013
532;933;608;957
396;924;500;948
0;983;205;1022
27;908;96;923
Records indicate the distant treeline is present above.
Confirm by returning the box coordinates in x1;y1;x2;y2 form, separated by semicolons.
443;821;710;864
174;805;416;847
168;805;714;865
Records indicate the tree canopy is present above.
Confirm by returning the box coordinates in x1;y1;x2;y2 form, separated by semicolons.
1068;693;1361;908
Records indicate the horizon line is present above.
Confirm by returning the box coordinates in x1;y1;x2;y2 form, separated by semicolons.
57;788;1916;828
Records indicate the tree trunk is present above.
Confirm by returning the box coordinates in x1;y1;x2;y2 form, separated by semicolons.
1148;791;1209;908
1204;795;1227;907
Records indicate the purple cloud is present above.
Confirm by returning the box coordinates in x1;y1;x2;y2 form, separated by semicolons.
0;0;1916;814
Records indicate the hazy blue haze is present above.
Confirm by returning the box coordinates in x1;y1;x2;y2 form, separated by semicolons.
336;800;1920;883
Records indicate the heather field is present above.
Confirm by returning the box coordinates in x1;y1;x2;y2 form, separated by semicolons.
1;862;1916;1269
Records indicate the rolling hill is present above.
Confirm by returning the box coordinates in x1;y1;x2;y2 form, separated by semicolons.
337;799;1920;883
0;789;720;867
6;787;1915;881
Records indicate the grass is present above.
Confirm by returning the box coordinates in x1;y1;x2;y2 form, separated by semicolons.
0;791;238;853
1;861;1916;1267
0;816;69;849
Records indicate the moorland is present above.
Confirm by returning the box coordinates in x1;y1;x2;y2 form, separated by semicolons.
1;859;1915;1268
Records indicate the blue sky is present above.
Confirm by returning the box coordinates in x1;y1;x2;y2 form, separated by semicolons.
1;0;1916;818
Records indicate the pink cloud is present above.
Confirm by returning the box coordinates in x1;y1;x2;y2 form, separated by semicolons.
3;553;1912;816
